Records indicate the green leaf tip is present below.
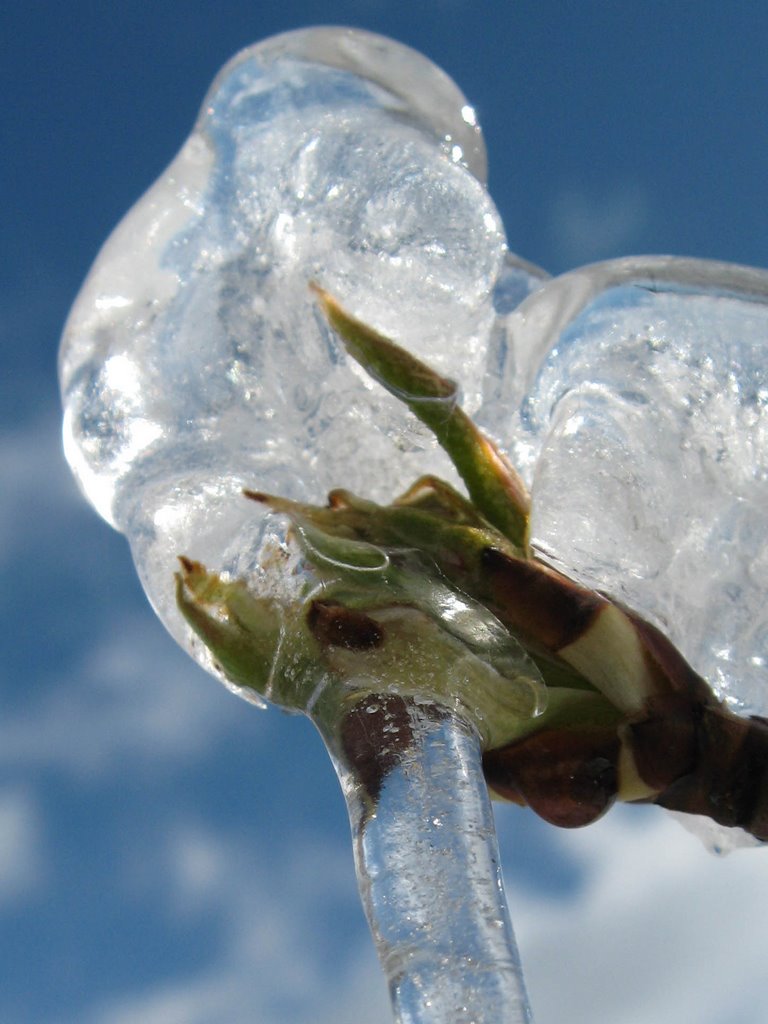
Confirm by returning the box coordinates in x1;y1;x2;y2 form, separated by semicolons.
175;556;284;696
311;284;531;552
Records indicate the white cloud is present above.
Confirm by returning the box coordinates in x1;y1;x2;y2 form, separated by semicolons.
506;806;768;1024
0;788;45;904
0;614;239;777
0;410;247;777
88;820;390;1024
547;181;649;267
0;413;77;556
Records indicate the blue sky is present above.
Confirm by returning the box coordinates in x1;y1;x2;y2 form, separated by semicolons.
3;3;768;1022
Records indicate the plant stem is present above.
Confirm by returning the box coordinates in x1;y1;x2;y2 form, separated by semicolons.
318;694;534;1023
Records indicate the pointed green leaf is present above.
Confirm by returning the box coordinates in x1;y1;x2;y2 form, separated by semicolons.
312;285;530;552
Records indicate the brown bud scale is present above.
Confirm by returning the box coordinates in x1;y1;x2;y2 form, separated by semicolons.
307;600;384;651
483;726;620;828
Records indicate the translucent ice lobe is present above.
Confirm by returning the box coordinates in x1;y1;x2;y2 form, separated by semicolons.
59;28;512;656
502;257;768;715
203;26;489;182
60;133;215;528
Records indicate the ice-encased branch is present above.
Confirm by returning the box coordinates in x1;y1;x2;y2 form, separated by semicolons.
321;695;534;1024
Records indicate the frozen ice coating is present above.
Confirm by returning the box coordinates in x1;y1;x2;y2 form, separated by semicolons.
59;27;534;654
500;257;768;717
59;25;767;729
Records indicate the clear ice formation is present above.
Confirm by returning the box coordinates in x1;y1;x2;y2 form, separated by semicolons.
60;28;768;718
502;258;768;718
59;27;543;667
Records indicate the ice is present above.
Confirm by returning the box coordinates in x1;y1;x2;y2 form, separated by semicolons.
493;256;768;716
59;27;767;728
324;700;533;1020
59;28;545;659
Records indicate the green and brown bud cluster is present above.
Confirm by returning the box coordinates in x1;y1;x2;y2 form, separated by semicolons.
177;288;768;842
